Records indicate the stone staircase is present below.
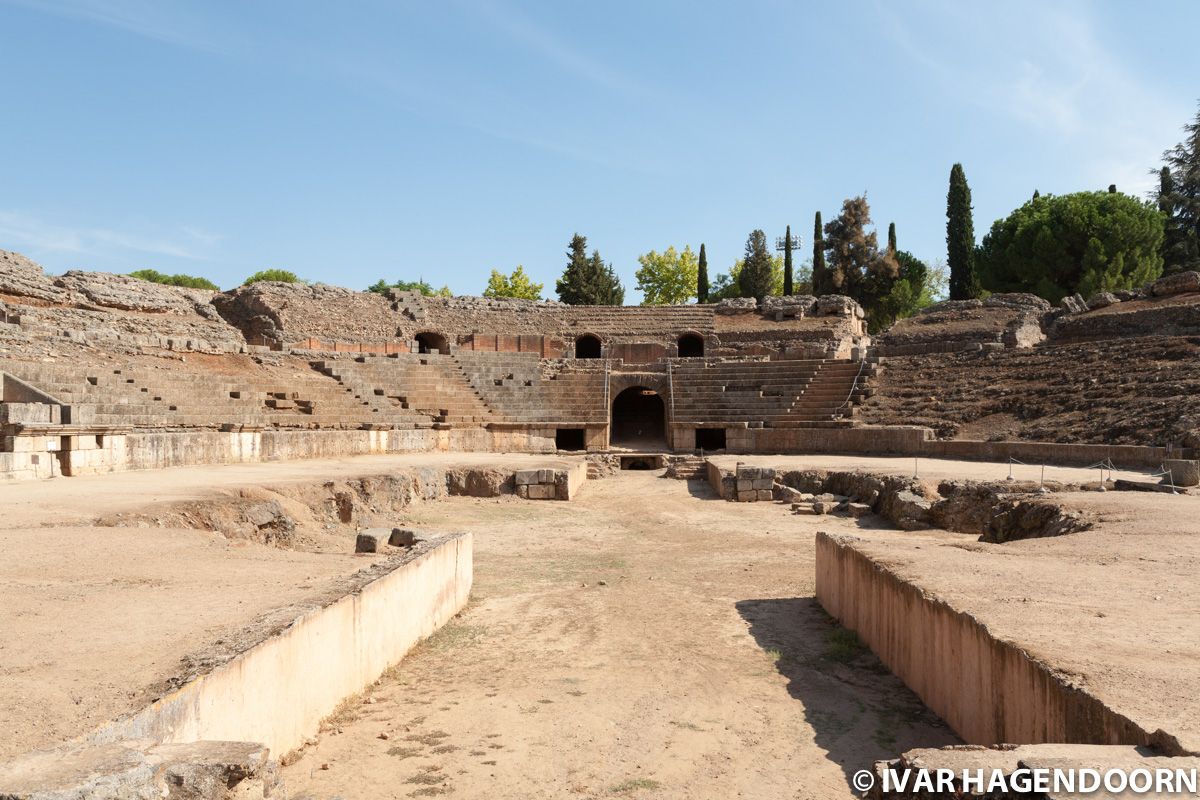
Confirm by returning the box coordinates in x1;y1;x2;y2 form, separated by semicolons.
671;359;870;429
453;352;607;424
314;354;496;428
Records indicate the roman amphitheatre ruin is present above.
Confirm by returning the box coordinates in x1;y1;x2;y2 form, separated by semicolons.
2;247;1200;798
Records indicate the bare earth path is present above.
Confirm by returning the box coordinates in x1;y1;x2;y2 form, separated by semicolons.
284;472;956;799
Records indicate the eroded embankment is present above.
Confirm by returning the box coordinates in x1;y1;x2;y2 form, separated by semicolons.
773;468;1092;542
815;532;1188;755
92;465;522;548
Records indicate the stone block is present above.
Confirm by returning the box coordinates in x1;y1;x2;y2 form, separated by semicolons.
538;468;554;483
527;484;554;500
752;478;773;490
1163;459;1200;487
514;469;539;486
846;502;872;518
355;530;388;553
516;485;529;499
812;501;831;515
737;479;754;491
792;502;816;515
756;490;773;501
1151;270;1200;296
737;491;756;502
388;528;417;547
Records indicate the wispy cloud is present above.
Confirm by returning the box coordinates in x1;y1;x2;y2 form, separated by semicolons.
878;0;1188;195
459;0;649;100
0;0;236;54
0;211;219;261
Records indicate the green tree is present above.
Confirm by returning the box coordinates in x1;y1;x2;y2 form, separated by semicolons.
711;254;786;300
977;191;1164;301
783;225;794;296
1158;105;1200;273
823;196;899;307
738;230;774;301
128;269;219;290
244;269;300;285
555;233;624;304
947;163;981;299
366;278;447;296
887;222;897;255
877;251;938;325
697;243;709;303
635;245;699;305
483;265;543;300
812;211;829;295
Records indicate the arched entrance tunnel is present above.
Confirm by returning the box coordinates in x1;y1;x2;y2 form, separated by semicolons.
415;331;449;354
610;386;666;449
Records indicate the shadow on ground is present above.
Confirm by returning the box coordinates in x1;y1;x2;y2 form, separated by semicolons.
735;596;958;788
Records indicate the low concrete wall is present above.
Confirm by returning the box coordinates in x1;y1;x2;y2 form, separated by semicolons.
90;533;473;757
814;532;1180;753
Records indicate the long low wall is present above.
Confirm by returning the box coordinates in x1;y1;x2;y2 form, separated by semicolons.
814;532;1183;754
91;533;472;757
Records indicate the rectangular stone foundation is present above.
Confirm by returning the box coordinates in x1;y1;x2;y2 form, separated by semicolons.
89;533;473;758
814;531;1180;753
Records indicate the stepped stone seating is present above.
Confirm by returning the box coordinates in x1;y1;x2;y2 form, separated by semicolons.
453;352;607;424
560;306;714;335
671;359;866;429
1;358;431;431
314;354;496;427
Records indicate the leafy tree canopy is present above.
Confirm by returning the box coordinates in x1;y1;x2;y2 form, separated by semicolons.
977;191;1164;302
366;278;450;297
483;265;543;300
737;230;775;300
635;245;698;305
1156;103;1200;274
244;269;301;285
876;251;945;328
128;269;219;291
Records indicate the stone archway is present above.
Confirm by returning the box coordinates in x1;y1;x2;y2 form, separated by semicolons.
610;386;666;449
575;334;602;359
677;333;705;358
414;331;449;354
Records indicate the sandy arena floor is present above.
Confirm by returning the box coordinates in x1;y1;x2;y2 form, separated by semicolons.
0;452;576;760
281;471;956;800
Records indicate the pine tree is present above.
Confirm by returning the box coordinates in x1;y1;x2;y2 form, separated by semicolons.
587;250;625;305
697;243;709;303
1160;105;1200;274
783;225;794;296
812;211;827;295
738;230;774;301
946;163;981;299
1159;166;1191;275
823;196;898;307
555;233;593;304
887;222;897;256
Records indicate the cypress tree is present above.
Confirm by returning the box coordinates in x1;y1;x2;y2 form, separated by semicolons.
887;222;897;255
812;211;827;295
738;230;774;301
1032;189;1040;200
783;225;794;296
697;243;709;303
946;163;981;300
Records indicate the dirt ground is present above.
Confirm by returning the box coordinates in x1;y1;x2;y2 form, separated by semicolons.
0;524;372;760
0;452;574;761
831;489;1200;756
282;472;956;800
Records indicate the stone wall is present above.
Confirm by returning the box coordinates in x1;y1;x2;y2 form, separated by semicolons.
815;531;1175;751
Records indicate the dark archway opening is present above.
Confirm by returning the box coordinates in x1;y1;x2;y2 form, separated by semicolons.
575;334;602;359
555;428;586;451
611;386;666;449
415;332;449;354
678;333;704;358
695;427;726;451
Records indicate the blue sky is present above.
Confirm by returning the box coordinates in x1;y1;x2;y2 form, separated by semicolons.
0;1;1197;300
